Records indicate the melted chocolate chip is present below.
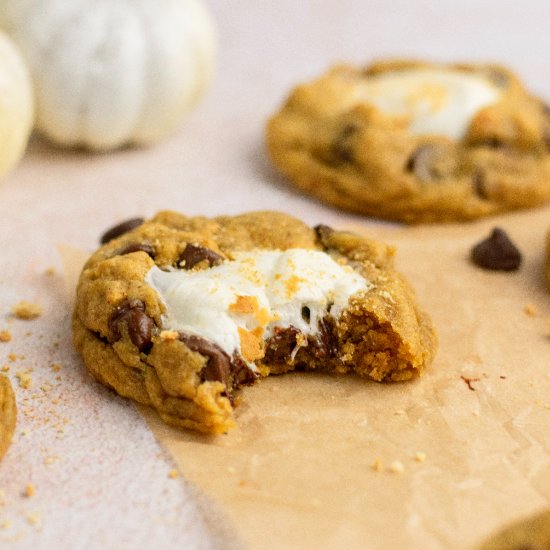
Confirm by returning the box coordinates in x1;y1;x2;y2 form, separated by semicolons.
100;217;144;244
332;124;359;163
264;326;300;365
230;353;258;388
109;299;154;352
178;333;231;386
406;144;442;182
178;334;256;397
117;243;155;257
179;244;223;270
471;227;522;271
314;317;339;360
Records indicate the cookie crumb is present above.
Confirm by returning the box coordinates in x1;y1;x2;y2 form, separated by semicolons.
0;330;11;342
168;469;179;479
414;452;427;462
371;459;383;472
389;460;405;474
11;301;43;320
23;484;36;498
523;304;538;317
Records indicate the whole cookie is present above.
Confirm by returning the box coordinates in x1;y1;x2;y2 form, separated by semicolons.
73;211;436;433
476;509;550;550
267;59;550;223
0;375;16;460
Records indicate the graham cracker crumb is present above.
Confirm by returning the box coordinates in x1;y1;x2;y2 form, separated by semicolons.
389;460;405;474
11;301;43;320
0;330;11;342
15;370;33;389
160;330;179;341
168;469;179;479
523;303;538;317
25;512;41;526
23;484;36;498
414;452;427;462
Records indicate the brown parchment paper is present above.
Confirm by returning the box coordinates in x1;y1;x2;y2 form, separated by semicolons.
63;206;550;550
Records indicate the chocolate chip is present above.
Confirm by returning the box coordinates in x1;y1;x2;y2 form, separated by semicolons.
478;137;505;149
100;217;144;244
331;124;359;163
487;69;509;88
117;243;155;258
179;244;223;270
471;227;522;271
178;333;231;386
314;317;339;360
264;326;300;365
301;306;311;323
109;299;154;352
314;224;334;248
472;169;488;199
230;353;258;388
406;144;441;182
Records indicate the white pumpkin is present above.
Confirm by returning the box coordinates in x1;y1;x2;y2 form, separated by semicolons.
0;0;216;151
0;30;34;179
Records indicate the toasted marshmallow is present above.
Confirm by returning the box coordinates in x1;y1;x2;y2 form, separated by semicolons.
351;68;502;139
145;249;370;361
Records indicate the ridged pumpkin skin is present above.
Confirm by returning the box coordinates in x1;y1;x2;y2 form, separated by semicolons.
0;30;34;179
1;0;216;151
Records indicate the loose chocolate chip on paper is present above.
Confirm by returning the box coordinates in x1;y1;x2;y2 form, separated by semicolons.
100;217;144;244
109;299;154;351
179;244;223;269
470;227;522;271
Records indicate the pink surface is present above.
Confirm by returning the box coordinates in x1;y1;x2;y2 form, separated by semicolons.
1;1;550;548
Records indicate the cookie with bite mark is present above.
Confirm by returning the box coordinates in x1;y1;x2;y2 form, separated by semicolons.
0;375;16;461
73;211;436;434
267;59;550;223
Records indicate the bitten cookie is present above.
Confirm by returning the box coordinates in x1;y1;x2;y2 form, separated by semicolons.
267;59;550;223
0;375;16;460
73;211;436;434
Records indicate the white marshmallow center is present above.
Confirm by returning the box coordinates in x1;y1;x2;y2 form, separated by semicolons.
145;249;370;360
352;68;502;139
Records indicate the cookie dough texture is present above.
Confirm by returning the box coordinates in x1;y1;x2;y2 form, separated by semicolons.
73;211;436;434
267;59;550;223
0;375;16;460
476;509;550;550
